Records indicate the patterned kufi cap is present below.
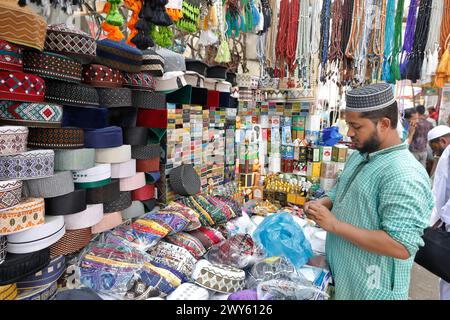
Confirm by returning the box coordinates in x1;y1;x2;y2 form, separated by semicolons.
345;83;396;112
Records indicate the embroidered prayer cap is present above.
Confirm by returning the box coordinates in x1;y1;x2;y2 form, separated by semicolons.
0;100;63;128
82;64;123;88
45;80;99;107
0;71;45;103
45;24;96;64
427;125;450;142
345;83;396;113
23;51;82;83
155;48;185;73
142;49;165;76
0;40;23;72
95;39;143;73
0;0;47;51
192;259;246;294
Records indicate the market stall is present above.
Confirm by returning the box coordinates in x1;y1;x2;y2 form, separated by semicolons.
0;0;449;301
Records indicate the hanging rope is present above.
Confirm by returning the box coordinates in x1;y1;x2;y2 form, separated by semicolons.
406;0;433;82
390;0;405;83
274;0;289;77
285;0;299;77
296;0;311;87
369;0;386;81
264;0;278;72
319;0;331;81
345;0;364;61
310;0;322;88
354;0;371;85
381;0;395;82
329;0;343;64
422;0;445;83
341;0;354;84
400;0;418;79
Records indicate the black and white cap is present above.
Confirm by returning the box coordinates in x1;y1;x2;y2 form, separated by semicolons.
345;83;396;113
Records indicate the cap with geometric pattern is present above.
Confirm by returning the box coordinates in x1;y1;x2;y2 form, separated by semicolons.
345;83;396;113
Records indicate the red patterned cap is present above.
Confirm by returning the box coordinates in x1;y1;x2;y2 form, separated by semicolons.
82;64;123;88
0;71;45;103
0;40;22;72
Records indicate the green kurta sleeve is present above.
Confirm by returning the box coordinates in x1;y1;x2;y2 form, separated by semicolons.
379;176;434;256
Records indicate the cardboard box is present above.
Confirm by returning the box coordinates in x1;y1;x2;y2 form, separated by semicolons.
307;162;321;178
320;146;333;162
332;145;348;163
299;146;307;162
307;147;321;162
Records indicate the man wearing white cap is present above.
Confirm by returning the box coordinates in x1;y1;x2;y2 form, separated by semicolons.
427;125;450;300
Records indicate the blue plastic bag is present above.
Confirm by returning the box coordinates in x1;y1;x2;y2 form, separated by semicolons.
253;213;313;268
321;126;343;146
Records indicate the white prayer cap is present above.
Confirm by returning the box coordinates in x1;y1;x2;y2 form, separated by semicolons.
428;125;450;141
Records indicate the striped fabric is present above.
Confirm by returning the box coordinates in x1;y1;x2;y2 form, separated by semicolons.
325;143;434;299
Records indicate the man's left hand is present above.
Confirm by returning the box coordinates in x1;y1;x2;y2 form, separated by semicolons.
305;203;340;233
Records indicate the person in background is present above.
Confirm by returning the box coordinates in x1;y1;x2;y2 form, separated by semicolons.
427;125;450;300
402;108;418;144
304;83;433;300
427;107;439;126
409;105;434;167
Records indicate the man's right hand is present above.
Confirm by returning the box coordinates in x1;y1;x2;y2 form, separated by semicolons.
304;197;333;214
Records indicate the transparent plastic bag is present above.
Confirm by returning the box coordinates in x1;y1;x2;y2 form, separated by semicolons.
252;213;313;268
104;225;161;252
206;234;262;269
246;256;297;289
78;242;145;300
257;278;328;300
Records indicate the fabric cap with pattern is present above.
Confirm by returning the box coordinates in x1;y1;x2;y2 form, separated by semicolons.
82;64;123;88
0;40;22;72
97;87;132;108
155;48;185;73
95;39;143;73
45;81;99;106
169;164;201;196
23;51;82;83
45;24;96;64
345;83;396;112
142;49;165;76
0;0;47;51
0;71;45;103
0;101;63;128
123;72;155;90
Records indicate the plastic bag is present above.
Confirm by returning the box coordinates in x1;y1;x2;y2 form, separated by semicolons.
206;234;262;269
246;256;298;289
253;213;313;268
256;278;328;300
79;242;145;300
321;126;343;146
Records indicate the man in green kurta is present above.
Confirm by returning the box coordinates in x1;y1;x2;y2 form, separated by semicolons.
305;83;434;300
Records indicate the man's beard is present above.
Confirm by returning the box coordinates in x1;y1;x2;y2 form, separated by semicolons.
436;146;445;157
355;134;381;154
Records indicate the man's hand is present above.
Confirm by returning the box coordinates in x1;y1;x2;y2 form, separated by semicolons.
305;202;340;233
